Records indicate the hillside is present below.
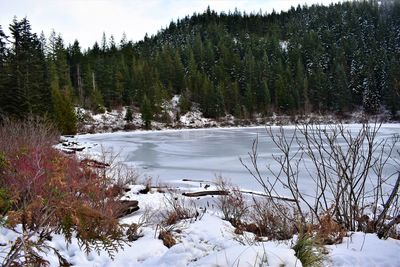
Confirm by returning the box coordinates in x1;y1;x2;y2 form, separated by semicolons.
0;0;399;134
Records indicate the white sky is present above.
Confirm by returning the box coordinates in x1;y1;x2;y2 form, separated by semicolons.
1;0;341;50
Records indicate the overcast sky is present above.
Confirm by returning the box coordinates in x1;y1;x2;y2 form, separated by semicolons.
1;0;342;50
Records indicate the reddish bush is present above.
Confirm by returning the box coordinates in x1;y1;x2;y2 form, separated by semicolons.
0;118;126;266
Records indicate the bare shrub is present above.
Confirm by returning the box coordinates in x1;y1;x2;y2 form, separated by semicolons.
249;197;296;240
0;117;59;155
80;146;139;201
215;177;249;226
242;122;400;239
111;163;139;190
125;207;154;242
160;191;197;226
155;191;201;249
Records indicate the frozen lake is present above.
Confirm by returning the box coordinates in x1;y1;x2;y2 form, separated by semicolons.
74;124;400;192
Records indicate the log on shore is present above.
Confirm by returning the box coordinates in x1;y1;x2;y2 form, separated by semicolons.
80;159;110;168
240;190;296;202
182;190;228;197
181;189;296;202
116;200;139;218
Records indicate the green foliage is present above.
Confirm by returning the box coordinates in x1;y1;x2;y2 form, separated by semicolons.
0;187;11;217
233;104;243;119
140;95;153;129
179;92;191;115
90;89;105;113
1;18;51;118
0;151;6;169
293;234;326;267
51;87;77;135
125;107;133;122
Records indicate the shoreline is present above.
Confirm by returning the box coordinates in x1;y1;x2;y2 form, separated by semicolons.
75;116;400;137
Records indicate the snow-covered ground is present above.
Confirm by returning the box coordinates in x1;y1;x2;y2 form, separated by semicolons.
39;124;400;266
2;124;399;266
1;181;399;266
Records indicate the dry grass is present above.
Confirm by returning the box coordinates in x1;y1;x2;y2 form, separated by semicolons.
158;230;176;248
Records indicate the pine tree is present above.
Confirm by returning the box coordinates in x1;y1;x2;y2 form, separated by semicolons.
49;60;77;134
244;84;255;116
259;80;271;114
0;25;9;116
172;50;185;94
125;106;133;123
179;90;191;115
152;80;168;115
4;18;50;117
141;95;153;129
68;40;84;104
47;33;77;133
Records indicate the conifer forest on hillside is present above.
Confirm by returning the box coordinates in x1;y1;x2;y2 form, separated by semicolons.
0;0;399;134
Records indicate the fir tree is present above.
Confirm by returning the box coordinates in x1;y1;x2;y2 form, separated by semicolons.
125;106;133;123
141;95;153;129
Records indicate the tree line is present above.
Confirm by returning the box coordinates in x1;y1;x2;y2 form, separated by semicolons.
0;0;399;133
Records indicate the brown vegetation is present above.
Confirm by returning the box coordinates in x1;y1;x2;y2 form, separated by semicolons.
0;118;133;266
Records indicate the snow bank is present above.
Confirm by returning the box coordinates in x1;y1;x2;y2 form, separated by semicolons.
328;233;400;267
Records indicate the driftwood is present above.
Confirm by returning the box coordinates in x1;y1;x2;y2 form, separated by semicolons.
181;189;295;202
60;148;76;154
67;146;85;152
61;141;85;151
240;190;296;202
80;159;110;168
182;190;228;197
182;178;215;184
116;200;139;218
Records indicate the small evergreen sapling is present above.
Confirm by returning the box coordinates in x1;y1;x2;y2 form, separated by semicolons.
125;106;133;123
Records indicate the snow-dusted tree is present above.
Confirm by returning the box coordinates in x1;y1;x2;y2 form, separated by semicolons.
141;95;153;129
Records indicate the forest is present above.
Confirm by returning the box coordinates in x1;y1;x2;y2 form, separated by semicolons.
0;0;399;134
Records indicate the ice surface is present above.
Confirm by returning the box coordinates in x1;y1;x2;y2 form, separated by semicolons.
72;124;400;194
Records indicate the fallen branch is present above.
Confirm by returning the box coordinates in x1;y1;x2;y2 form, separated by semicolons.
80;159;110;168
240;190;296;202
182;190;228;197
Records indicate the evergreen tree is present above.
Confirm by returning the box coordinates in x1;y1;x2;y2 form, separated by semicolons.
0;25;9;116
141;95;153;129
179;90;191;115
4;18;50;117
125;106;133;122
49;60;77;134
259;80;271;114
68;40;84;104
2;2;399;122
